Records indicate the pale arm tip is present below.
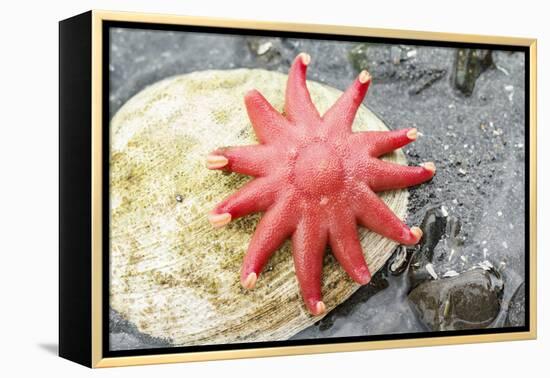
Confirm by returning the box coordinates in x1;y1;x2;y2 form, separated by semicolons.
312;301;326;316
410;226;423;243
206;153;228;169
406;128;418;140
241;272;258;289
420;161;436;174
358;70;372;84
208;212;232;228
299;52;311;66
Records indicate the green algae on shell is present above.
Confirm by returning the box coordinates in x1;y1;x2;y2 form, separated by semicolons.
110;68;409;346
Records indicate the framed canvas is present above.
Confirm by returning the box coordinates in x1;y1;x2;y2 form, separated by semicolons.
59;10;537;368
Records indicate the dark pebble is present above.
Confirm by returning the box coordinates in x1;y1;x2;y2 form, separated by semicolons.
408;267;504;331
408;206;449;288
452;49;494;96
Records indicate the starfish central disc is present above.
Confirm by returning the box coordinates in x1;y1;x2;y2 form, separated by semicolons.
206;53;435;316
292;143;344;196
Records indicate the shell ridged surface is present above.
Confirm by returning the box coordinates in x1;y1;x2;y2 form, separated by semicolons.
110;69;408;346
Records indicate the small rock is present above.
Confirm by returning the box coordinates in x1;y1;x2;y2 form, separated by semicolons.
409;206;449;287
453;49;494;96
348;43;370;71
419;206;449;257
349;43;392;79
408;267;504;331
257;41;273;56
247;37;282;63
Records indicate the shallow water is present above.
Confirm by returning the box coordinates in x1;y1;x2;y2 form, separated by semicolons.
293;262;426;339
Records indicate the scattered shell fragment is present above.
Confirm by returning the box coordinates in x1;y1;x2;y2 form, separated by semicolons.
257;41;273;55
443;270;459;278
425;263;439;279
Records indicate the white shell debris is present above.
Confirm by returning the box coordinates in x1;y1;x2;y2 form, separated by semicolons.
257;41;273;55
443;270;459;278
478;260;495;271
425;263;439;280
448;248;455;261
496;65;510;76
504;85;514;101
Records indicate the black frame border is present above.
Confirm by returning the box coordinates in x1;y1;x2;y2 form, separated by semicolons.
59;11;93;367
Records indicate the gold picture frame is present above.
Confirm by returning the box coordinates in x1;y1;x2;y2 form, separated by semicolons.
59;9;537;368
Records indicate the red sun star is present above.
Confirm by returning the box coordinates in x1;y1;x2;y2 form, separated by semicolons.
206;53;435;315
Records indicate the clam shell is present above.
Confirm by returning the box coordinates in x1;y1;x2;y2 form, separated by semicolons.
110;69;408;346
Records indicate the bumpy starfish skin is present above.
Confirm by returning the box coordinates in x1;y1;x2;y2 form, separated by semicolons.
207;53;435;315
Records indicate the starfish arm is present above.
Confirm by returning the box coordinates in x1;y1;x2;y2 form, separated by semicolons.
328;209;371;285
244;89;289;143
353;128;417;157
366;159;435;192
353;183;422;246
292;214;328;315
207;145;273;176
321;70;371;134
284;53;320;125
240;200;296;289
210;177;278;226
